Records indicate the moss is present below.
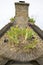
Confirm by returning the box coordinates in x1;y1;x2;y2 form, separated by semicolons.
28;17;35;24
10;17;15;22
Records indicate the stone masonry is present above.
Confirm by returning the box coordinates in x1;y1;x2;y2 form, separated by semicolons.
15;1;29;28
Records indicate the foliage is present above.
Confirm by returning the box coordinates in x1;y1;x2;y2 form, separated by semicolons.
28;17;35;24
26;27;36;39
10;17;15;22
7;26;37;49
7;26;20;44
25;28;34;40
24;39;37;49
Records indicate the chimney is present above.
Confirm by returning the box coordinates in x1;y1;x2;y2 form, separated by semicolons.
15;1;29;28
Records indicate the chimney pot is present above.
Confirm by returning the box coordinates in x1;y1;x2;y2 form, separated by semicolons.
19;1;25;3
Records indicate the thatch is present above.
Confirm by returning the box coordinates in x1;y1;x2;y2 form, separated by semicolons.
0;23;43;62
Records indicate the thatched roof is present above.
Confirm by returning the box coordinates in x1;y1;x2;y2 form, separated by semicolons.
0;22;43;62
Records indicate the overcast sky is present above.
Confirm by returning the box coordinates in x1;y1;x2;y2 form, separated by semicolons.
0;0;43;30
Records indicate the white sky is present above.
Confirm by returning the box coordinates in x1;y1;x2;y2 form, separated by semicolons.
0;0;43;30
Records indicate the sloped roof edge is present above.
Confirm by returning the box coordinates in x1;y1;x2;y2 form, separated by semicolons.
0;22;13;38
28;23;43;39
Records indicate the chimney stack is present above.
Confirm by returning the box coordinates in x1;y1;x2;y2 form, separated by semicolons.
15;1;29;28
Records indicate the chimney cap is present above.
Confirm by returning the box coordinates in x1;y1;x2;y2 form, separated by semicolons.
15;1;29;6
19;1;25;3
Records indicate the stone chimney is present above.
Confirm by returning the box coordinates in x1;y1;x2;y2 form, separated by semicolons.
15;1;29;28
